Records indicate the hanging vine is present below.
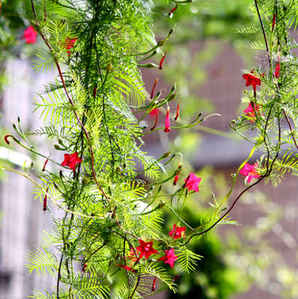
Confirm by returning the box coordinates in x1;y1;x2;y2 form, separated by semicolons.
1;0;297;298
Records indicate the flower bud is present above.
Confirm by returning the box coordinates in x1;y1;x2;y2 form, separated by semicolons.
174;103;180;121
164;107;171;133
159;52;167;70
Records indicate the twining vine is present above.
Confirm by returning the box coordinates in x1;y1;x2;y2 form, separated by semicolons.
1;0;297;298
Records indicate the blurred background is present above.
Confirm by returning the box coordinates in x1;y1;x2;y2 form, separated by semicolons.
0;0;297;298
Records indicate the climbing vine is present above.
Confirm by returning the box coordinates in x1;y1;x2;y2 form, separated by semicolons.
1;0;297;298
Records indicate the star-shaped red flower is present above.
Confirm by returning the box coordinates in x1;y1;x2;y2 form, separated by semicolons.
243;102;260;122
159;248;177;268
239;162;260;183
169;224;186;240
61;152;82;172
23;26;38;44
136;240;158;259
65;37;77;55
184;173;202;192
242;73;261;92
274;62;280;78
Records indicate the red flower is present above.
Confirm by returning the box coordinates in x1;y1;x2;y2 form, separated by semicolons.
239;162;261;183
136;240;158;259
150;108;159;130
242;73;261;92
159;248;177;268
173;175;179;185
23;26;37;44
274;61;280;78
169;224;186;240
243;102;260;122
61;152;82;172
184;173;202;192
164;107;171;133
65;38;77;55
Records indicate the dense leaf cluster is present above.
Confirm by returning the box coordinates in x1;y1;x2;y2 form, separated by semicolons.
1;0;296;298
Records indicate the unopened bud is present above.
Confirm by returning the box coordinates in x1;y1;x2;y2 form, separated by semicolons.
107;63;113;72
159;52;167;70
4;134;12;145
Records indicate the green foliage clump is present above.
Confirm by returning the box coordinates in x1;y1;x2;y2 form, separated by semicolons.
0;0;297;298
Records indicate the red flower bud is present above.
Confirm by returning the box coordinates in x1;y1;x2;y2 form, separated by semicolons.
82;263;87;272
164;107;171;133
150;78;159;99
173;175;179;185
159;52;167;70
272;14;276;31
4;134;13;145
42;158;49;172
152;278;157;291
174;103;180;121
150;108;159;131
169;6;177;18
93;86;97;98
43;187;49;211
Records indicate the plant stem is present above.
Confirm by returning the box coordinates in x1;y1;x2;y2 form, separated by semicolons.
30;0;109;200
254;0;272;69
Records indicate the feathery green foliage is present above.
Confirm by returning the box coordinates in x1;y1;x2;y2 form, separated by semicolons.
1;0;297;298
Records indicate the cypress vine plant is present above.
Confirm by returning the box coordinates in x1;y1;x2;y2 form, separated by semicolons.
1;0;297;298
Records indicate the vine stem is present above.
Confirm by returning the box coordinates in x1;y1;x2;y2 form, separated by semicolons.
56;252;64;299
182;175;265;246
254;0;272;69
30;0;109;200
129;275;141;299
282;109;298;150
84;242;106;263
